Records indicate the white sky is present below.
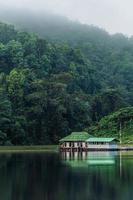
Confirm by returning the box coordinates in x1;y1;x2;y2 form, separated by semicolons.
0;0;133;36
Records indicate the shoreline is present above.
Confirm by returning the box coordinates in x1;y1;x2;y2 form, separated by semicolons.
0;145;59;153
0;145;133;153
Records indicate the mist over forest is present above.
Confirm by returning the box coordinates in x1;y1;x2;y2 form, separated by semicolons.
0;6;133;145
0;7;109;42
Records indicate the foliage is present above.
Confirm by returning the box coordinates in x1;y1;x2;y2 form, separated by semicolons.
0;21;133;144
87;107;133;143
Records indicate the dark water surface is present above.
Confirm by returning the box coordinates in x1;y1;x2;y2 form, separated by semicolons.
0;151;133;200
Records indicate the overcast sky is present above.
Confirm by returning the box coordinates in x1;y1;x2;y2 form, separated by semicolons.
0;0;133;36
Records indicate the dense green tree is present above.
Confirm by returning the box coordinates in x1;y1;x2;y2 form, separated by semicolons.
0;82;12;144
91;89;127;122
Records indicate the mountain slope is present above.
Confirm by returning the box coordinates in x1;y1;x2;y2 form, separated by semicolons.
0;21;133;144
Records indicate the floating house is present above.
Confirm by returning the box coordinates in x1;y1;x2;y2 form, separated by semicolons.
86;138;119;150
59;132;119;151
59;132;90;151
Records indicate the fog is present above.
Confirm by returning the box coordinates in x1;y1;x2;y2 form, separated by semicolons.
0;0;133;36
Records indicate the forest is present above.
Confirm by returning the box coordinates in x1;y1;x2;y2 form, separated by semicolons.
0;18;133;145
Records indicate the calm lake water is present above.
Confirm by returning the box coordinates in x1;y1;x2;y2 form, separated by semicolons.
0;151;133;200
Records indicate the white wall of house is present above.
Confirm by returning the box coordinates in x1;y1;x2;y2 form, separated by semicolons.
74;142;78;147
82;142;86;148
61;142;118;149
109;144;118;149
66;142;70;147
87;143;118;149
74;142;86;148
62;142;87;148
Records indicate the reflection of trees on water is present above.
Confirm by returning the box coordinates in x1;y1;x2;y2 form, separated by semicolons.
0;152;132;200
60;151;133;200
0;153;64;200
0;154;12;200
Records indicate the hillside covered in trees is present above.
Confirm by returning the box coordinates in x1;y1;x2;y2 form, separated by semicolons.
87;107;133;144
0;19;133;145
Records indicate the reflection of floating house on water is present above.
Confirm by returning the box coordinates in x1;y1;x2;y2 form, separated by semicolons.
59;132;119;151
61;151;116;168
86;151;116;165
61;152;89;168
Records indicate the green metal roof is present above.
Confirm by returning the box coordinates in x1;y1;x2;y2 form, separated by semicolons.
59;132;90;142
86;137;118;143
